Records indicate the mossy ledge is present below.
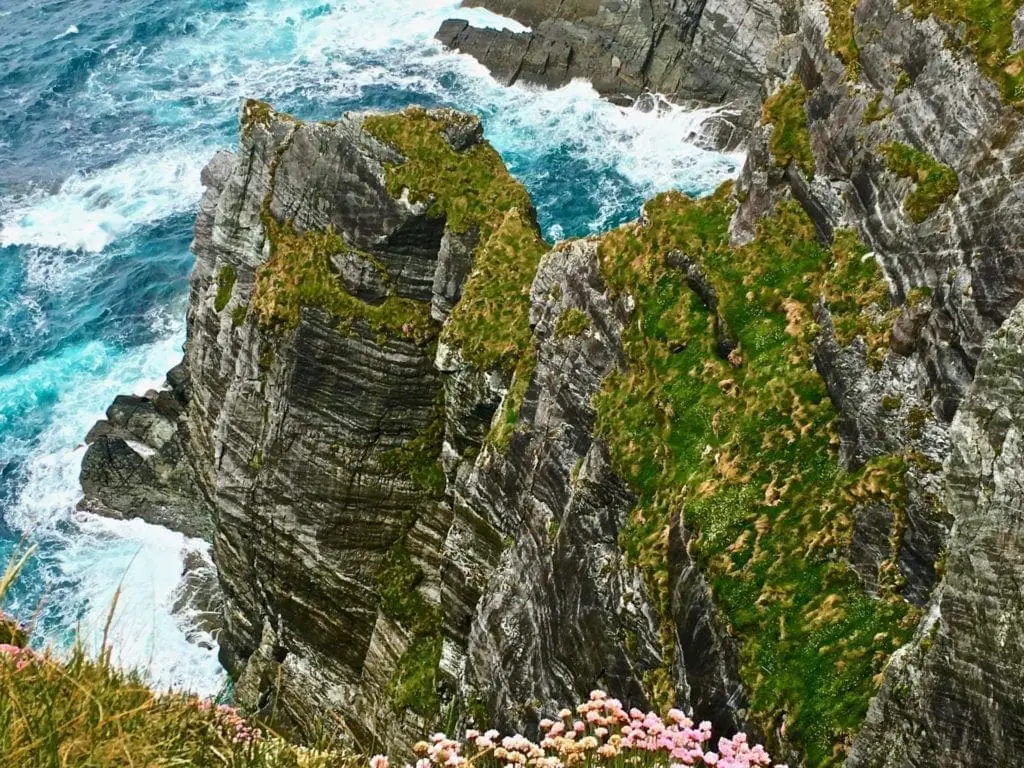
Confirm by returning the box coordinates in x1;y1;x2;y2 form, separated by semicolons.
377;515;444;718
554;307;591;338
594;188;917;766
880;141;960;223
900;0;1024;105
761;80;816;177
363;108;550;373
215;264;237;313
252;215;438;345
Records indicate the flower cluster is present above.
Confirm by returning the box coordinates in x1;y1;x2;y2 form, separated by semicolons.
0;642;39;671
377;691;785;768
195;699;263;744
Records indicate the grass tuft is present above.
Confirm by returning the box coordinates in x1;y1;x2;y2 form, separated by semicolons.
761;80;816;177
216;265;238;313
880;141;960;222
363;109;549;373
0;550;353;767
252;216;437;345
553;308;591;338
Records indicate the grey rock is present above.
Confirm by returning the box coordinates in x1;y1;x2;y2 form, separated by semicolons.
847;298;1024;767
437;0;788;145
79;382;210;541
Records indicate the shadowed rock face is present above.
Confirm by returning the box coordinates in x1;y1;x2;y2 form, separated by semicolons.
846;298;1024;767
79;102;751;753
436;0;787;146
181;104;462;748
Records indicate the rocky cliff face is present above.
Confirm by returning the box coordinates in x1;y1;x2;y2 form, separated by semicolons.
437;0;788;146
846;298;1024;768
78;0;1024;761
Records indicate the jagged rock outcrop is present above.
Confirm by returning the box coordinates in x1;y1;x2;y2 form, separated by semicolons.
436;0;789;145
79;364;210;540
846;297;1024;767
80;101;755;753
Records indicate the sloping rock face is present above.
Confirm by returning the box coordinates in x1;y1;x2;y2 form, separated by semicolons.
81;102;748;753
846;298;1024;767
437;0;788;144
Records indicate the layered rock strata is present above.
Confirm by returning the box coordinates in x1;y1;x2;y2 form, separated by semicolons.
436;0;787;145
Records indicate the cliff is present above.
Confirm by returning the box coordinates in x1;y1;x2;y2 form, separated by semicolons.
436;0;786;146
77;0;1024;761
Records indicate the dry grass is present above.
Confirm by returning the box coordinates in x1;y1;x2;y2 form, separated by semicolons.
0;550;357;768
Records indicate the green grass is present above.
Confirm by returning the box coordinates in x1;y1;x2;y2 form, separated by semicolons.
252;216;438;344
593;189;918;766
379;396;447;496
376;524;443;718
880;142;960;222
216;265;238;313
901;0;1024;103
761;80;816;177
826;0;862;79
862;93;890;124
363;108;549;373
487;347;537;450
0;552;353;768
553;308;591;338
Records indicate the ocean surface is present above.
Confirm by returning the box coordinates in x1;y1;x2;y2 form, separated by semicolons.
0;0;742;696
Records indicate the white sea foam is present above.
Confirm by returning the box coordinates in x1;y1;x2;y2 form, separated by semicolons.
0;149;207;253
54;25;79;40
2;309;224;695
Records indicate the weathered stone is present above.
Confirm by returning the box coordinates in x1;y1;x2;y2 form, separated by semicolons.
848;298;1024;767
437;0;788;145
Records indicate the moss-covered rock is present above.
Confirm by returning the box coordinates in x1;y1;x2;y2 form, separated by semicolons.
880;142;960;223
761;80;816;177
594;189;918;765
364;108;549;372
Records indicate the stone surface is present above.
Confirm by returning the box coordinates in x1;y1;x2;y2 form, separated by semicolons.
79;373;210;541
78;0;1024;753
847;298;1024;767
436;0;789;144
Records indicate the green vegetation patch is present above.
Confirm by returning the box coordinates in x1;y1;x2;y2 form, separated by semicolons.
377;523;444;718
364;108;549;372
761;80;816;177
901;0;1024;104
817;229;895;368
880;141;960;222
593;189;918;766
554;308;591;338
488;347;538;450
862;93;890;124
826;0;862;79
215;264;237;313
252;215;437;344
379;397;447;496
